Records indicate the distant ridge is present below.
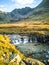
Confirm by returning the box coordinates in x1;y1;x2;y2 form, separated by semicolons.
0;0;49;23
0;7;33;23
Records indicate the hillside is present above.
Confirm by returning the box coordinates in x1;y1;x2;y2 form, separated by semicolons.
0;34;25;65
26;0;49;23
0;12;12;23
0;0;49;23
0;7;33;23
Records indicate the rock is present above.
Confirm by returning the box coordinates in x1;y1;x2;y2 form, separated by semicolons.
10;54;21;64
47;50;49;54
23;58;45;65
46;55;49;58
20;61;26;65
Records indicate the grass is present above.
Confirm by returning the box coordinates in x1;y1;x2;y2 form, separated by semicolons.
0;34;45;65
0;34;25;65
0;21;49;35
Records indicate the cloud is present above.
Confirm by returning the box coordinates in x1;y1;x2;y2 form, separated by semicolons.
0;7;8;12
12;0;34;5
11;0;43;9
0;4;12;12
0;5;5;11
11;0;34;8
0;0;42;12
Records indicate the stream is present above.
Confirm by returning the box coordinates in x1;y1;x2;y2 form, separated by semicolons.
8;34;49;64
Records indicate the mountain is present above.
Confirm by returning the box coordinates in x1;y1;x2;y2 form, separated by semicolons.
11;7;33;16
0;11;12;23
37;0;49;8
0;7;33;23
0;0;49;23
27;0;49;22
9;7;33;22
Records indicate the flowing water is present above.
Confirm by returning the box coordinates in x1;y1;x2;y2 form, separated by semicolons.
8;34;49;64
8;34;37;45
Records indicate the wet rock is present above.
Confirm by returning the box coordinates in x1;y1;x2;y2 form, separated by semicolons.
47;50;49;54
46;55;49;58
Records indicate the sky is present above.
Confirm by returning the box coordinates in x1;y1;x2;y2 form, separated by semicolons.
0;0;42;12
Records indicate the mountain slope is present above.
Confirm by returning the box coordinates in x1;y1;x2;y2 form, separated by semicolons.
0;7;33;23
0;12;12;23
0;0;49;23
26;0;49;22
37;0;49;8
9;7;33;22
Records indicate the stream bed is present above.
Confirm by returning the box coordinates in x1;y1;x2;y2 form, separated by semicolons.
8;34;49;64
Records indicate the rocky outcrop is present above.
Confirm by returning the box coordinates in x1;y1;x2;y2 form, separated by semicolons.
23;58;45;65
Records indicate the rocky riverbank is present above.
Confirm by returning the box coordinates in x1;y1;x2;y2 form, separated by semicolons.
7;34;49;65
0;34;45;65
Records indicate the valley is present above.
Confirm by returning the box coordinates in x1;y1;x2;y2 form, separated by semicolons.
0;0;49;65
0;21;49;35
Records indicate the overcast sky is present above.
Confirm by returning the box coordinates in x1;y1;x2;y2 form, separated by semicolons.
0;0;42;12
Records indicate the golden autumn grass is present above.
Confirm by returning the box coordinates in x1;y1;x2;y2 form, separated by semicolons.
0;34;45;65
0;21;49;34
0;34;25;65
